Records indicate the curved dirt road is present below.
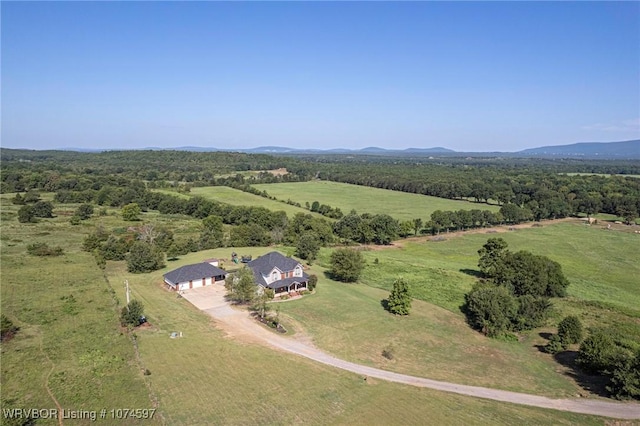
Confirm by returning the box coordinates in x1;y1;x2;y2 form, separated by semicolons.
182;286;640;420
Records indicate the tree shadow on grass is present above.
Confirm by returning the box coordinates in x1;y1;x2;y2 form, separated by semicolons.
459;268;483;278
553;351;610;397
539;331;553;340
380;299;390;312
533;333;609;396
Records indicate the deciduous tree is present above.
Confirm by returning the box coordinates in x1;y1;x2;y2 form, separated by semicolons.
330;248;365;282
295;232;320;262
122;202;141;221
226;267;257;304
126;241;165;273
464;283;517;337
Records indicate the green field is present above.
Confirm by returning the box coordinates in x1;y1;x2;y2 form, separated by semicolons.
187;186;326;219
275;221;640;399
108;248;602;424
358;222;640;314
253;181;500;222
0;199;158;425
0;196;630;424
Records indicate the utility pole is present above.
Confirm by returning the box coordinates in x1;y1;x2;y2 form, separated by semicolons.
125;280;130;311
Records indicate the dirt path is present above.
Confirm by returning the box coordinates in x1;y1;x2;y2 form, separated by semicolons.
181;285;640;420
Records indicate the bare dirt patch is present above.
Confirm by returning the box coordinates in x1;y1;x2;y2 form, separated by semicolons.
267;168;289;176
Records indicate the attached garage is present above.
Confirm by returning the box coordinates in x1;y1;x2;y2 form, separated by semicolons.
163;263;227;292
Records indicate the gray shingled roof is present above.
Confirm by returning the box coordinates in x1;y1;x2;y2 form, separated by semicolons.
163;263;227;285
246;251;308;290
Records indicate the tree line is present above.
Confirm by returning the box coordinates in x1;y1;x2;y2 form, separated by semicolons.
3;148;639;225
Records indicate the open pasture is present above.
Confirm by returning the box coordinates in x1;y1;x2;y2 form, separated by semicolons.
0;198;156;424
107;249;602;424
277;220;639;399
253;181;500;222
278;271;582;397
327;221;640;314
189;186;325;218
0;195;630;424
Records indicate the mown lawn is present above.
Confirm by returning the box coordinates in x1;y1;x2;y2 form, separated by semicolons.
278;272;582;397
189;186;326;218
108;250;603;425
253;181;500;222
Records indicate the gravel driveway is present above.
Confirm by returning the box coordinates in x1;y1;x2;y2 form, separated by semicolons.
181;285;640;420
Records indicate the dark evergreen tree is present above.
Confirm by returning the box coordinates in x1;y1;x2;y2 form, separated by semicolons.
477;238;509;278
387;277;412;315
557;315;583;345
120;300;145;327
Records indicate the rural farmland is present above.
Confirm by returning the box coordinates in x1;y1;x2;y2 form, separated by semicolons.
253;181;501;222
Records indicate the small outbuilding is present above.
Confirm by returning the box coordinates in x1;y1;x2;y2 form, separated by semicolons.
164;263;227;291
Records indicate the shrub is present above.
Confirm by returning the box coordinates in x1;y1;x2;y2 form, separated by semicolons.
558;315;583;345
27;242;64;257
308;274;318;291
382;344;395;360
577;330;622;374
17;205;35;223
544;334;566;354
608;350;640;400
120;300;145;327
1;314;19;341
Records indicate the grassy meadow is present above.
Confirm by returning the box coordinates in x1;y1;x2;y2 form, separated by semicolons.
189;186;326;219
252;181;500;222
0;197;158;425
276;221;640;400
1;194;634;424
106;248;603;425
359;222;640;314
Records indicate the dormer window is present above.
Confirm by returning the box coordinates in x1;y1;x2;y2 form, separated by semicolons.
271;271;279;282
294;265;302;277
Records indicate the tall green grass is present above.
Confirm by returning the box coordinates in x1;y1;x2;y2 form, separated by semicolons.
253;181;500;222
0;200;156;423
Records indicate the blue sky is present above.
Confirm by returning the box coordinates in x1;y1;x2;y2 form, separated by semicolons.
2;2;639;152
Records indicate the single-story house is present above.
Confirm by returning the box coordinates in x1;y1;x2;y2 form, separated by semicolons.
163;262;227;291
246;251;308;296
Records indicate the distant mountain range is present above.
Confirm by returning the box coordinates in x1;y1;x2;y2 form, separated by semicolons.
516;140;639;158
56;139;640;159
